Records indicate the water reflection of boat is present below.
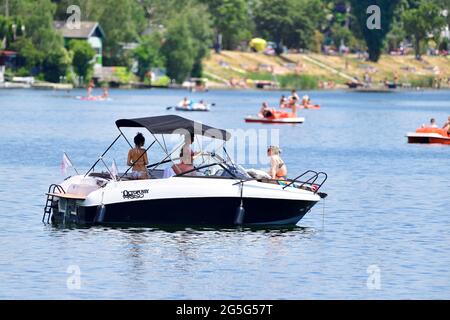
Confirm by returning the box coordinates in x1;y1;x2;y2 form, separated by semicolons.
406;127;450;145
44;115;327;227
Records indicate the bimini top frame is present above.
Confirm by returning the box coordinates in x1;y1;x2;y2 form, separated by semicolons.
85;115;232;179
116;115;231;141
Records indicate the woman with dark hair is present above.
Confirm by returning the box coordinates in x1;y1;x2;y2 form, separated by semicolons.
127;133;149;179
172;133;197;175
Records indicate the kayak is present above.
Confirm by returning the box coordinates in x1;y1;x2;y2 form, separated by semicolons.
245;112;305;124
406;127;450;145
175;103;210;112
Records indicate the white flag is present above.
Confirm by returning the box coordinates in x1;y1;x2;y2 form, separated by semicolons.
111;159;119;179
61;152;73;175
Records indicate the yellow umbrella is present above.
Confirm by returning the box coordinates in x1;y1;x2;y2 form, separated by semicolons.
249;38;267;52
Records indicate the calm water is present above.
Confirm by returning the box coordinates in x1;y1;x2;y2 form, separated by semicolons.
0;88;449;299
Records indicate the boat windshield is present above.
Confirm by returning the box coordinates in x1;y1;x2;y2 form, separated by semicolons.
175;152;250;180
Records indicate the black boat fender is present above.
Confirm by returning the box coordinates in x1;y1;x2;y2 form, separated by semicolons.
234;181;245;225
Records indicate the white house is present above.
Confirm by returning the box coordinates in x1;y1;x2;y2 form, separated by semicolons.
53;21;105;69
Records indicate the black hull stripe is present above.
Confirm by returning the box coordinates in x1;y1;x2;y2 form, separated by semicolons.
53;197;317;226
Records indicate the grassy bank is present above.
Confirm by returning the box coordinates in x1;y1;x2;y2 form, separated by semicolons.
203;51;450;90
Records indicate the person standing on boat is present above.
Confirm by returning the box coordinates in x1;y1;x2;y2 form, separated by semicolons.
127;133;149;179
267;146;287;180
87;79;95;97
288;90;300;105
286;90;299;116
279;95;287;108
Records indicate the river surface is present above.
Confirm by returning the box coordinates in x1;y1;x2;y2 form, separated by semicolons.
0;88;449;299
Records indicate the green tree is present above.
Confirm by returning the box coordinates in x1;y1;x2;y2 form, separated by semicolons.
69;39;95;80
4;0;68;79
52;0;103;20
403;1;446;59
200;0;252;50
185;4;213;78
350;0;399;62
331;24;354;49
253;0;294;50
98;0;147;66
133;33;165;80
53;0;146;66
42;46;72;82
252;0;325;52
161;15;195;83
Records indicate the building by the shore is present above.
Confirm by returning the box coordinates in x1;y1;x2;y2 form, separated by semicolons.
0;51;17;84
53;21;105;70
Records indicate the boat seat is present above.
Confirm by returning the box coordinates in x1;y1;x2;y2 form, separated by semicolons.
148;169;165;179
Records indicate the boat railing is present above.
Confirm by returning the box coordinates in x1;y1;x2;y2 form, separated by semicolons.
282;170;328;193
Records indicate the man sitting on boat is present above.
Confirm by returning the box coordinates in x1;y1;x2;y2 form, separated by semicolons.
428;118;438;128
180;97;192;109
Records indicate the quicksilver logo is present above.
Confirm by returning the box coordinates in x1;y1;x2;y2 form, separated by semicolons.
122;189;149;199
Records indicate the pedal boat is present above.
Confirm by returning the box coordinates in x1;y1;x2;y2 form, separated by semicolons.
44;115;326;227
406;127;450;145
245;111;305;124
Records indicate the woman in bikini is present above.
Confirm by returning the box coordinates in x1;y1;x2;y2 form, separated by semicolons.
172;133;198;175
127;133;149;179
267;146;287;180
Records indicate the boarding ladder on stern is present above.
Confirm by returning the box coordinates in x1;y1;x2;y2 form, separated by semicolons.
43;184;65;224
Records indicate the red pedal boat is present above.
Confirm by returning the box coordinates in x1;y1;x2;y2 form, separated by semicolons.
406;127;450;145
245;110;305;124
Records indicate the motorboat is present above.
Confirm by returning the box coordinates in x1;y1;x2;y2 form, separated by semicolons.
406;127;450;145
43;115;327;227
245;110;305;124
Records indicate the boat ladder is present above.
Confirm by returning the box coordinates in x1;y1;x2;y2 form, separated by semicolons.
43;184;65;224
